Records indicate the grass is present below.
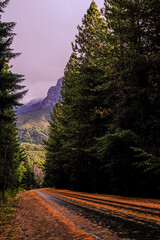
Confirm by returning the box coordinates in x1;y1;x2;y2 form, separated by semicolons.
0;189;23;238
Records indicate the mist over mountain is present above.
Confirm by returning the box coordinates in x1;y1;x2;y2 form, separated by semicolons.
16;77;63;114
16;77;63;167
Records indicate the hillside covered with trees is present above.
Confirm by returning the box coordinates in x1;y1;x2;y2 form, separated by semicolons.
44;0;160;197
16;77;62;169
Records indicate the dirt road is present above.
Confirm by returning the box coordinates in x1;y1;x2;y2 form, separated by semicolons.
34;188;160;239
15;190;93;239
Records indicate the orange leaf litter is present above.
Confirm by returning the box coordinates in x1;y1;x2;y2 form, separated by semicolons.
1;190;94;240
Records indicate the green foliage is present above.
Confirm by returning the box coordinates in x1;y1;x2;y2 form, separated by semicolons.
20;159;36;190
0;0;28;195
0;110;22;191
132;147;160;174
0;189;20;238
96;130;140;195
20;143;45;168
44;102;68;188
103;0;160;155
44;0;160;197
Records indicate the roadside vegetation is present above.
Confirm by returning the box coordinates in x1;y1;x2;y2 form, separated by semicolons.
0;189;20;238
0;0;44;197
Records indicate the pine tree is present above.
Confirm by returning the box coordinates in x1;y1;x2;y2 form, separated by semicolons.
44;102;70;188
0;0;27;194
0;0;27;119
73;0;106;62
60;52;82;189
44;1;108;191
62;1;107;191
103;0;160;155
0;109;22;192
94;0;160;195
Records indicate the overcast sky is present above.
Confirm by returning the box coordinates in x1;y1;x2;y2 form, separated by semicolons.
2;0;104;103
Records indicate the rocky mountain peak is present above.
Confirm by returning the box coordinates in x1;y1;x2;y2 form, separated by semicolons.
42;77;63;108
16;77;63;114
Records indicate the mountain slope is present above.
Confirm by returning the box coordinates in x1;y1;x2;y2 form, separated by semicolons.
16;77;63;166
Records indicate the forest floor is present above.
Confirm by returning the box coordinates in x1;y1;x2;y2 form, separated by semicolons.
0;190;93;239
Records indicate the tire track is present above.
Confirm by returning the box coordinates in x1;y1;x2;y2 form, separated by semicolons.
35;188;160;240
40;188;160;224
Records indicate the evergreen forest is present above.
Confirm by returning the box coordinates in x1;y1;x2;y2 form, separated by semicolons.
44;0;160;197
0;0;35;198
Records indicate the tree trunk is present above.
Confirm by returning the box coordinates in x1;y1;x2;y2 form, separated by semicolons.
3;145;7;199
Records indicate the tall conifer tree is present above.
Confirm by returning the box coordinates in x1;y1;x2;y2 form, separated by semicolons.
0;0;27;193
44;102;70;188
0;0;27;118
65;1;107;191
45;1;107;191
104;0;160;155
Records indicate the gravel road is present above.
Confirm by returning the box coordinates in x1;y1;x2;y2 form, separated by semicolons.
34;188;160;240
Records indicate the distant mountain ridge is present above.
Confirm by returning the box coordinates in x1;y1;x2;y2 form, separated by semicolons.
16;77;63;114
16;77;63;167
42;77;62;108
